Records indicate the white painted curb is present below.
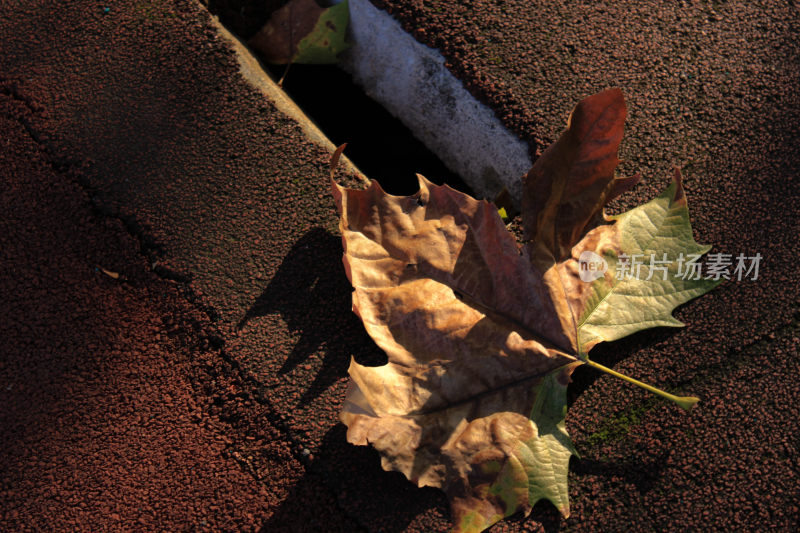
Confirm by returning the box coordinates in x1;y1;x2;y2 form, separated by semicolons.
340;0;531;205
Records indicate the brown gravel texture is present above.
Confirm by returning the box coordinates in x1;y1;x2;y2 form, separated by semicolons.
368;1;800;530
1;0;799;532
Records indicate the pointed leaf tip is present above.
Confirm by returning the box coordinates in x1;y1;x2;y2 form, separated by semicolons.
329;144;347;211
607;173;642;204
523;87;629;262
330;143;347;179
671;167;686;204
568;88;626;141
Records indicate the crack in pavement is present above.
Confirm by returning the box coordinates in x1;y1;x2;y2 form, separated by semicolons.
0;85;359;523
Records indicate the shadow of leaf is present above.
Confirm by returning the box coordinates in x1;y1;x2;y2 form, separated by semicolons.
260;424;447;533
239;227;385;404
572;454;669;494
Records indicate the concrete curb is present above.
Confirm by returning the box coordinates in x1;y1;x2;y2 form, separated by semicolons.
208;11;369;185
342;0;532;204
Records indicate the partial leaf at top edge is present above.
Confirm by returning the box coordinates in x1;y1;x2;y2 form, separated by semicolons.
294;0;349;63
248;0;350;64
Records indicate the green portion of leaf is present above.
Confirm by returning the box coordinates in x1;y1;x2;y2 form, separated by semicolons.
293;0;349;64
514;370;575;513
452;367;575;533
248;0;349;64
578;177;721;353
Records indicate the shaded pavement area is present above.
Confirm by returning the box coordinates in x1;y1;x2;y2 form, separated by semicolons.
1;0;799;531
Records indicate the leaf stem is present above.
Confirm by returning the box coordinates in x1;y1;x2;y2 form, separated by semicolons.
583;358;699;411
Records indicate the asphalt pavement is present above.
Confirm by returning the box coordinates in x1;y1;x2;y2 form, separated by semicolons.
1;1;798;531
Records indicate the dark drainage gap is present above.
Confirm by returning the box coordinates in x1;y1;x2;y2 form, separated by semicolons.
206;1;279;39
267;64;473;196
206;1;474;197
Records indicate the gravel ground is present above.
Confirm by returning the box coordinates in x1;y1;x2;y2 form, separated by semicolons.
0;74;354;532
1;0;798;532
367;1;800;529
0;1;356;531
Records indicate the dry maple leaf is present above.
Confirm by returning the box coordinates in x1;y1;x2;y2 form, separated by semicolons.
330;89;719;532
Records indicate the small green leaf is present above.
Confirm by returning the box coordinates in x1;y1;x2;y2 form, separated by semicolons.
294;0;350;64
249;0;350;65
